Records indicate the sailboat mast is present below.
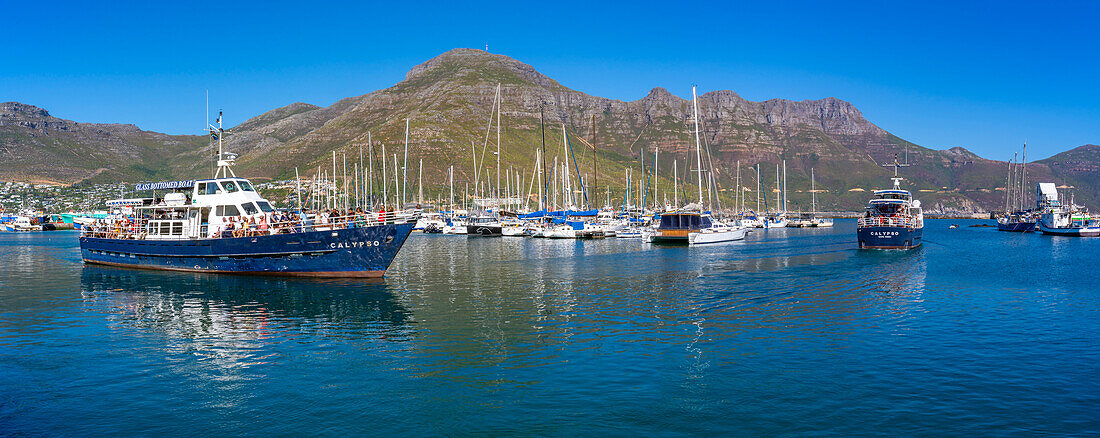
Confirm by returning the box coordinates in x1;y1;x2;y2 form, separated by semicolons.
368;132;373;209
381;144;388;207
653;148;658;210
591;114;597;210
691;86;704;207
811;168;816;215
402;118;410;208
1021;142;1028;209
495;84;501;208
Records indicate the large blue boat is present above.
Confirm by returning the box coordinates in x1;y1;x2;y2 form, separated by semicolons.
78;115;415;277
857;156;924;250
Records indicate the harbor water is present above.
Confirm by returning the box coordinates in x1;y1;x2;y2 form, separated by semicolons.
1;220;1097;435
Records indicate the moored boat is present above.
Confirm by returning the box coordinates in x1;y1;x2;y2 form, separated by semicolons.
1036;183;1100;237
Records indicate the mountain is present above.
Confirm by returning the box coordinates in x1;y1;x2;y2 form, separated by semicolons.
0;102;205;184
2;49;1096;212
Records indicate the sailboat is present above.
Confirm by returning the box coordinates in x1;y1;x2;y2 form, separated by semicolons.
808;168;832;227
643;85;747;244
997;144;1038;232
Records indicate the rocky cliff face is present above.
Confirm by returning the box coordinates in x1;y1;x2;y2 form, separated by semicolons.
2;49;1096;211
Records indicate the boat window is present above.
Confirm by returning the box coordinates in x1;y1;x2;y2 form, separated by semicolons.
147;223;158;235
160;222;170;235
223;181;239;193
172;222;183;235
206;182;220;195
216;205;240;216
196;183;207;195
255;201;274;212
242;203;259;215
238;181;255;191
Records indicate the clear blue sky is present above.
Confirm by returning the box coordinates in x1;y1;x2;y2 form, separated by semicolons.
3;1;1097;160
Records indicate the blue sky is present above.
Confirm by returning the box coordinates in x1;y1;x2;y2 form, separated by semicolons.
3;1;1097;160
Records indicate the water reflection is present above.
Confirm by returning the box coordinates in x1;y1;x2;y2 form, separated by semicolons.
80;266;413;368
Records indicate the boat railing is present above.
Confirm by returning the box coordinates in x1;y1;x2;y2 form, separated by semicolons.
80;210;412;240
857;215;921;228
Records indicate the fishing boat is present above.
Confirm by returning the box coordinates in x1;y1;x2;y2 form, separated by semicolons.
1036;183;1100;237
857;155;924;249
78;113;415;277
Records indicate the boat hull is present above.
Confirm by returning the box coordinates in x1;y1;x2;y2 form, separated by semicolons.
1038;222;1100;237
857;226;923;249
688;227;748;245
997;221;1036;232
466;224;502;236
79;222;414;277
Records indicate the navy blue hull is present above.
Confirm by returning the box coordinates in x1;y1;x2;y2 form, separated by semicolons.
857;226;923;249
997;221;1036;232
79;223;414;277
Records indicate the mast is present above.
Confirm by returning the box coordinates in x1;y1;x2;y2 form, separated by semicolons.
653;147;658;210
368;132;374;209
562;124;570;209
691;86;704;207
735;162;742;214
295;167;302;212
782;160;787;214
381;144;388;207
756;164;761;212
1004;152;1015;214
449;166;454;211
342;153;348;211
811;168;816;216
402;118;409;208
540;104;548;210
591;114;597;210
331;151;337;210
359;141;364;208
674;159;679;208
496;83;501;207
537;149;543;211
1021;142;1028;210
418;158;424;206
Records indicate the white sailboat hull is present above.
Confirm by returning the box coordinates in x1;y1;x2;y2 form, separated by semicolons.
688;227;748;245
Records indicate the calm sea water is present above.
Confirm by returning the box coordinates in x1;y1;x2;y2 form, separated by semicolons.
1;220;1097;436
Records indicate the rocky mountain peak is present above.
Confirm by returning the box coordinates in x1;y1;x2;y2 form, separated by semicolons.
1;102;50;119
404;48;562;90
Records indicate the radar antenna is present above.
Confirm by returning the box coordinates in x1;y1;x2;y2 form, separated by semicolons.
882;152;911;190
208;110;236;178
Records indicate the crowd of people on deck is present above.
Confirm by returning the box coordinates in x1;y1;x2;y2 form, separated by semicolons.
83;207;401;240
